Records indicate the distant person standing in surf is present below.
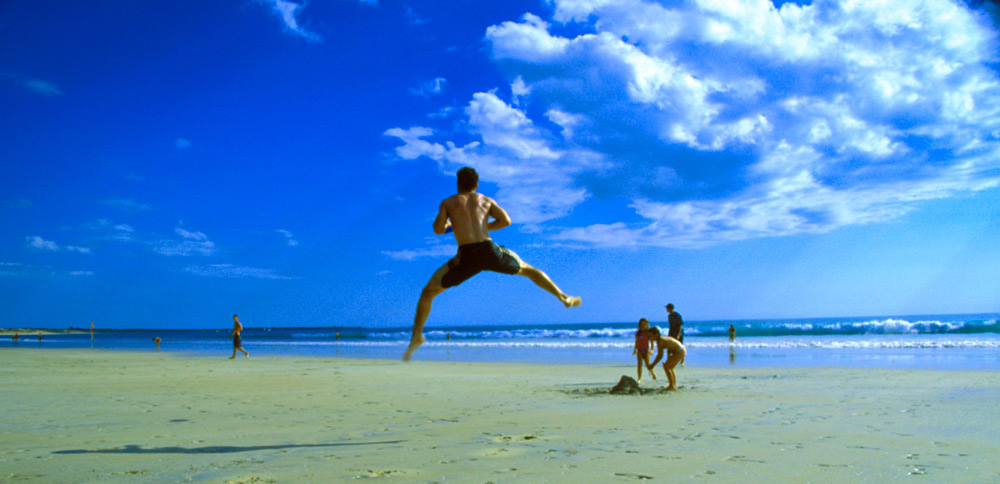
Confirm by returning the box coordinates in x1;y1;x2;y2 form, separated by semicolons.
404;167;581;361
666;303;685;366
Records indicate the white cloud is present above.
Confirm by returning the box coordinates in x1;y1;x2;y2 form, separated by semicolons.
258;0;322;41
381;244;457;261
26;236;59;251
175;228;208;240
486;14;570;63
175;138;192;149
385;91;606;225
276;229;299;246
69;271;93;276
154;228;216;256
409;77;447;97
184;264;298;280
386;0;1000;248
24;236;90;253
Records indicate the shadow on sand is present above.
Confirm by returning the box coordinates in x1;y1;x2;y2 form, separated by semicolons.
53;440;404;455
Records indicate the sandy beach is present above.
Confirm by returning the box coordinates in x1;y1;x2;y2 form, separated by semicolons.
1;350;997;483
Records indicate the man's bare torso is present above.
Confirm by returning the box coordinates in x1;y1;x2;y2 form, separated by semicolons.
440;192;497;246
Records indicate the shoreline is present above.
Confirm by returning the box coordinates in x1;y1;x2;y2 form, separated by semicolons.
2;350;998;483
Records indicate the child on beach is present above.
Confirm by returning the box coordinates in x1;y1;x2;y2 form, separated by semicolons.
229;314;249;360
633;318;655;384
647;326;686;391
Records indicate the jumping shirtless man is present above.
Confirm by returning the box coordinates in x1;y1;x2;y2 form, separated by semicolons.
403;167;581;361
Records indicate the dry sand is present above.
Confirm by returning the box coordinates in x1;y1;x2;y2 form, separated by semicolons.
1;349;997;483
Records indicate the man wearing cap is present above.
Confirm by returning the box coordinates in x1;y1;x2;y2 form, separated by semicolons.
666;303;685;366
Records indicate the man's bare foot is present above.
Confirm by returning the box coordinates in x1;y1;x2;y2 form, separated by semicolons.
650;372;657;380
666;386;677;391
245;354;250;359
403;335;426;362
563;296;582;308
637;378;642;384
228;356;235;360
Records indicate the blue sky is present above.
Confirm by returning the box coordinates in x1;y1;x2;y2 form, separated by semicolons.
2;0;999;329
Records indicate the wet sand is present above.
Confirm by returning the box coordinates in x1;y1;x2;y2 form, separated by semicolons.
1;349;997;483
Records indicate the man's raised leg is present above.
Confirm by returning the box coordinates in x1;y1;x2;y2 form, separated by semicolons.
517;262;581;308
403;282;446;361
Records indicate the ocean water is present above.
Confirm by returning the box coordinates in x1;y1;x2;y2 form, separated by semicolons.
3;313;999;370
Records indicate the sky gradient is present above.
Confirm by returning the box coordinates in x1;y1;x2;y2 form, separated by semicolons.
2;0;999;329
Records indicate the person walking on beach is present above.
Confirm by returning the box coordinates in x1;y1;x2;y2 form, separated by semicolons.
666;304;685;366
229;314;249;359
634;318;655;384
647;326;686;391
152;337;161;350
404;167;581;361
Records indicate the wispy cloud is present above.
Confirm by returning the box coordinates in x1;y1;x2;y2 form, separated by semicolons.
69;271;93;276
22;78;63;96
175;138;192;149
404;5;427;25
112;224;135;242
381;244;456;261
409;77;447;97
24;236;90;253
0;262;28;277
386;0;1000;248
152;228;216;256
275;229;299;246
257;0;322;42
25;236;60;251
184;264;298;280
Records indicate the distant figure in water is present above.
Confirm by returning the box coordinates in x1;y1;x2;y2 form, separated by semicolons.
90;321;95;340
335;331;339;341
12;333;18;342
729;324;736;343
152;337;161;350
38;332;42;342
647;326;686;391
404;167;581;361
229;314;249;360
446;333;451;341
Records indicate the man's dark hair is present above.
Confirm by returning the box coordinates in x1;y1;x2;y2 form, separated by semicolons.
457;167;478;192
